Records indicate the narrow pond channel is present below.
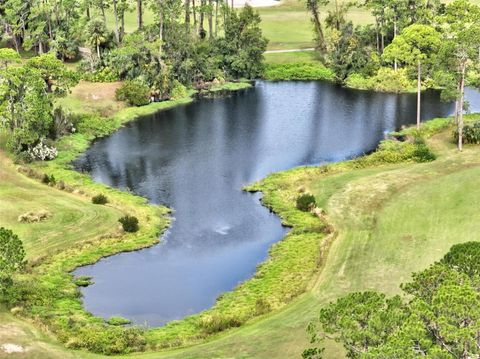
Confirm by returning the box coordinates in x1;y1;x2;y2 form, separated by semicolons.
74;81;480;327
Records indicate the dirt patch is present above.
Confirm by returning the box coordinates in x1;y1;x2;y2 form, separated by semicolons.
71;80;123;102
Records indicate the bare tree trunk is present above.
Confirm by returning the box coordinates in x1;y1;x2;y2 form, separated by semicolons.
215;0;219;37
416;61;421;130
458;62;466;151
208;0;213;39
393;18;398;71
193;0;197;32
185;0;190;27
113;0;120;43
120;8;125;41
311;5;327;53
200;0;205;35
137;0;143;30
375;20;380;54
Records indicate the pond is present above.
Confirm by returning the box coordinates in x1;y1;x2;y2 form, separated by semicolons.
74;81;480;327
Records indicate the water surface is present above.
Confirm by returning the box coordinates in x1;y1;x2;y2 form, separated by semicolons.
74;81;480;326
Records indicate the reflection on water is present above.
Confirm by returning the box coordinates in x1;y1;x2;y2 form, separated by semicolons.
74;81;479;327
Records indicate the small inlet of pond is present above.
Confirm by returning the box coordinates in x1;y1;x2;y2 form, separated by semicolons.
74;81;480;327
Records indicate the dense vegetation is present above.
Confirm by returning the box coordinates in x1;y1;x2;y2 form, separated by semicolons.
303;0;480;144
304;241;480;358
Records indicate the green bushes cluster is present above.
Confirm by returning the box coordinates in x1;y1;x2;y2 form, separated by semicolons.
454;121;480;144
115;81;151;107
65;325;146;354
75;114;118;137
199;314;242;334
119;215;139;233
263;63;335;81
42;174;56;185
353;139;436;168
296;193;317;212
92;194;108;205
82;67;119;83
345;68;415;93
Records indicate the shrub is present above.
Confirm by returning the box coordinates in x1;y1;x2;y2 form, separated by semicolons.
115;80;150;106
27;140;58;161
199;314;242;334
263;63;335;81
42;174;56;185
119;215;139;233
92;194;108;205
296;194;316;212
353;140;436;168
454;121;480;144
107;316;131;326
83;66;119;83
170;80;188;100
74;276;94;287
345;68;415;93
441;241;480;278
74;114;117;137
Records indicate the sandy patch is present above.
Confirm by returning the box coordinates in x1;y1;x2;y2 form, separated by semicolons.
1;343;25;354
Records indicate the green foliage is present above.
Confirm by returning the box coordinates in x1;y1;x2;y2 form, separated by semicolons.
92;194;108;205
263;62;334;81
0;48;20;69
115;80;150;107
353;139;436;168
75;114;118;137
345;68;415;92
296;194;316;212
308;241;480;358
119;215;139;233
454;121;480;145
82;67;119;82
41;174;56;185
66;325;146;354
74;276;94;287
107;316;131;326
216;6;268;79
0;228;26;295
170;80;188;100
441;241;480;278
199;314;242;334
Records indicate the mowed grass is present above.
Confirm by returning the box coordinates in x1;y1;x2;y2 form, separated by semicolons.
0;152;123;261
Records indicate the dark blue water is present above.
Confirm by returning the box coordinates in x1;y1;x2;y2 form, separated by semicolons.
74;81;480;327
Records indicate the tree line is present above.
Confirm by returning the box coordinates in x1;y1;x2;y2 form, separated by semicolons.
305;0;480;149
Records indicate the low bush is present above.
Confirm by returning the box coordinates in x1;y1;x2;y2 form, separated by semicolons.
107;316;132;326
74;276;94;287
92;194;108;205
82;66;119;83
115;80;150;107
454;121;480;144
345;68;415;93
441;241;480;277
170;80;188;100
263;63;335;81
353;139;436;168
74;114;118;137
199;314;243;334
296;193;316;212
42;174;56;185
119;215;139;233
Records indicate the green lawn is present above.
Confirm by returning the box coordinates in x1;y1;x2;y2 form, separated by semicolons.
0;153;123;261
